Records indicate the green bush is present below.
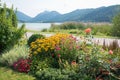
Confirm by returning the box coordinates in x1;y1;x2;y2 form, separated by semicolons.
27;34;45;46
0;45;29;66
41;28;48;32
0;5;25;53
112;13;120;37
36;68;78;80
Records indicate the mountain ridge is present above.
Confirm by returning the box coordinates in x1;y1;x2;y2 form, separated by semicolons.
17;5;120;22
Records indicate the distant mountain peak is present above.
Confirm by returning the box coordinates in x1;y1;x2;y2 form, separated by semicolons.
17;5;120;22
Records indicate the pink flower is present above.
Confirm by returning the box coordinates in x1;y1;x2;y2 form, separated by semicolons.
55;46;61;50
109;50;113;54
76;46;80;49
85;28;91;34
57;54;61;58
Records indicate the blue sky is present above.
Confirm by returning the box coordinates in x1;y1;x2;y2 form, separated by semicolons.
1;0;120;17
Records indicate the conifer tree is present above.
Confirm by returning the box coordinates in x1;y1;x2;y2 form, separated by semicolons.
0;3;25;53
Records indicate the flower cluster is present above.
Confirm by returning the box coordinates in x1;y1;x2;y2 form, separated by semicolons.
54;35;80;63
30;33;70;55
13;59;31;73
85;28;91;34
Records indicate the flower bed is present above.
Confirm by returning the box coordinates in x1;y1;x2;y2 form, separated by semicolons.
12;28;120;80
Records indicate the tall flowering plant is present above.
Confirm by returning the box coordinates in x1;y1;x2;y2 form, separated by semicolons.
29;33;70;73
54;35;80;68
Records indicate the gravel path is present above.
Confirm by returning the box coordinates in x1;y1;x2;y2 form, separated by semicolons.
25;32;120;47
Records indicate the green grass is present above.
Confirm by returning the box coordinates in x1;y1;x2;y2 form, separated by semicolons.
0;65;35;80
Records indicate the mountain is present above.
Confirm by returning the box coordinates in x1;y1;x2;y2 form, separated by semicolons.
16;11;32;22
54;9;94;22
57;5;120;22
30;11;61;22
78;5;120;22
16;5;120;22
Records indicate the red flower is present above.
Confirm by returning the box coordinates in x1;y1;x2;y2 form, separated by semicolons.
13;59;31;73
76;46;80;49
51;54;54;57
109;50;113;54
85;28;91;34
57;54;61;58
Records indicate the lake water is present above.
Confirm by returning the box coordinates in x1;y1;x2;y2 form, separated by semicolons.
18;23;61;31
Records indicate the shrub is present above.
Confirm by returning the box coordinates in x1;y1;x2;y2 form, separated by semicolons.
54;35;80;65
29;33;70;73
13;58;31;73
0;45;29;66
27;34;45;46
112;13;120;37
36;68;78;80
29;28;120;79
0;5;25;53
41;28;47;32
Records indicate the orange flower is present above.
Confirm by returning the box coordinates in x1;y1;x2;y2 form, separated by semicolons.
85;28;91;34
109;50;113;54
71;61;76;65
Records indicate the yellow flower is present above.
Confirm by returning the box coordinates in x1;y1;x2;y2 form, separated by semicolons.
33;51;38;55
37;48;41;52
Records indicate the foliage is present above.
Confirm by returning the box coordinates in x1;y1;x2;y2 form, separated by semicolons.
54;35;80;65
29;33;70;73
49;22;113;37
0;65;35;80
27;34;45;46
50;22;85;30
13;58;31;73
29;33;69;56
0;45;29;66
87;23;112;36
112;13;120;37
41;28;48;32
29;29;120;79
0;4;25;53
35;68;78;80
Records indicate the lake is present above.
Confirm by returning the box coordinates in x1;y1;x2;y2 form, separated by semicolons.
18;23;61;31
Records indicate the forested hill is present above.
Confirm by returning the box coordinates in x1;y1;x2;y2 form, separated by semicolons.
17;5;120;22
16;11;32;22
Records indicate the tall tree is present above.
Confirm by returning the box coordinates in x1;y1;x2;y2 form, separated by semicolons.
0;4;25;53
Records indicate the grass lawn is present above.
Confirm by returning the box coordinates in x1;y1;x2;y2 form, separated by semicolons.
0;64;35;80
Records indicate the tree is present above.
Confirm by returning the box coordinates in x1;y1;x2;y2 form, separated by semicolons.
111;13;120;37
0;4;25;53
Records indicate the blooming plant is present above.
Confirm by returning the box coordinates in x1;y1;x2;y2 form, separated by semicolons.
29;33;70;73
29;33;70;56
28;28;120;80
54;35;80;65
13;58;31;73
85;28;91;34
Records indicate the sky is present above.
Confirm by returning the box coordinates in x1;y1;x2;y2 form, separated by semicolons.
1;0;120;17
